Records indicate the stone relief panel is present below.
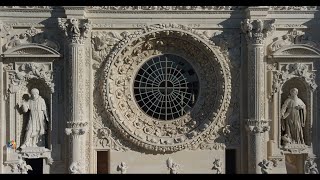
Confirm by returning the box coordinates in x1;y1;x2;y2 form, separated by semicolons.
166;158;181;174
88;6;244;11
93;23;232;153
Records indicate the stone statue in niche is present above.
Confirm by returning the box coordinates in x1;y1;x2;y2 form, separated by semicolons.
304;158;319;174
280;88;306;145
19;88;49;149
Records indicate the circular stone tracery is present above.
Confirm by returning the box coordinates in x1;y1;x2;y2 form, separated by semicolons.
133;54;199;121
102;24;231;152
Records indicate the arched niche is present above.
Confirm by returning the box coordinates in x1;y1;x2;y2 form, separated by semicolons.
267;43;318;160
2;43;62;173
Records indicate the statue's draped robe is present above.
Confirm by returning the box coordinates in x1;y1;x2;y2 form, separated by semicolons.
23;97;47;146
281;97;306;144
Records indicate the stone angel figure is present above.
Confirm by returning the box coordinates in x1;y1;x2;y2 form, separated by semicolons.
258;159;273;174
212;159;222;174
117;162;128;174
305;158;319;174
166;158;180;174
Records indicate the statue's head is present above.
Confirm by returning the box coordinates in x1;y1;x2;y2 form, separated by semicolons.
30;88;40;99
290;88;298;96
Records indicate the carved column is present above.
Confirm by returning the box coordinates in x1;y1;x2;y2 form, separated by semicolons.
241;18;275;173
58;18;91;174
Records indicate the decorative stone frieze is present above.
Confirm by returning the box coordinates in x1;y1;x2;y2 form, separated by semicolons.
88;6;243;11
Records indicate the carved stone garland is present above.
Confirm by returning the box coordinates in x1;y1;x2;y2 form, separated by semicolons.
101;24;232;152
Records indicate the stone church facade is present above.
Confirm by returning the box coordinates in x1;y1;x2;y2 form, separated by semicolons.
0;6;319;174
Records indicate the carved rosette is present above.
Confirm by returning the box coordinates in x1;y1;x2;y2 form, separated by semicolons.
58;18;91;45
246;119;270;134
241;19;276;45
101;23;231;152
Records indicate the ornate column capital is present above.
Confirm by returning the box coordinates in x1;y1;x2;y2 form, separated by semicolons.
246;119;271;133
58;18;91;44
241;19;276;45
65;122;88;136
0;21;12;38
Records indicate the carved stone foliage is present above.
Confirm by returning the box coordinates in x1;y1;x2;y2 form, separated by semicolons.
270;63;317;99
91;31;129;64
166;158;181;174
269;29;320;54
65;122;88;136
88;6;243;11
7;62;54;94
58;18;91;44
241;19;276;45
100;23;231;152
269;6;317;11
246;119;270;134
4;26;60;51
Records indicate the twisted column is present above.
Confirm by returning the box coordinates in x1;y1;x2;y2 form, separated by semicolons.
58;18;91;174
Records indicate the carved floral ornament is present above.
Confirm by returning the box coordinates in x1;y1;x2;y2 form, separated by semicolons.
270;63;317;99
101;23;231;152
268;29;320;54
241;19;276;45
4;26;60;52
7;62;54;94
58;18;92;44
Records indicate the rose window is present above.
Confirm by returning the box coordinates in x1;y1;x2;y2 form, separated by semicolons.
133;54;199;121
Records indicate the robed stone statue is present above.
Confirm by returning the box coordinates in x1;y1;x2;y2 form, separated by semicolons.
280;88;306;145
20;88;49;149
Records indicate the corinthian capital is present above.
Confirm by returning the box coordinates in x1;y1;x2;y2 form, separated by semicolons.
241;19;276;45
246;119;270;133
58;18;91;44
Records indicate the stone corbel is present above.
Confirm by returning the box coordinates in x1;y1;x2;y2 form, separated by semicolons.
246;119;271;133
241;19;276;45
58;18;92;44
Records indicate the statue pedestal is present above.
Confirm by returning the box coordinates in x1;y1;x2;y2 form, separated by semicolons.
18;147;53;164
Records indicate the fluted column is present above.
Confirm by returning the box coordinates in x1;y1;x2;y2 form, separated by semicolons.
58;18;91;174
241;18;275;173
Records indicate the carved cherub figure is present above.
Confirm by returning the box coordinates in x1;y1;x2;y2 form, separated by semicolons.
258;159;273;174
212;159;222;174
117;162;128;174
166;158;180;174
305;158;319;174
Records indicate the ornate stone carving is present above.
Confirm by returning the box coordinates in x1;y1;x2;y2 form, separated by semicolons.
58;18;92;44
212;159;222;174
269;6;317;11
0;6;52;9
65;122;88;136
0;21;12;38
8;62;54;93
91;31;128;63
88;6;243;11
19;88;49;149
101;23;231;152
270;63;317;99
269;29;319;53
166;158;181;174
4;26;60;51
258;159;273;174
246;119;270;134
69;161;82;174
117;162;128;174
241;19;276;44
304;158;319;174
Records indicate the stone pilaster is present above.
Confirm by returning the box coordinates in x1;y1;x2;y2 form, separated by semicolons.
241;18;275;173
58;18;91;174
